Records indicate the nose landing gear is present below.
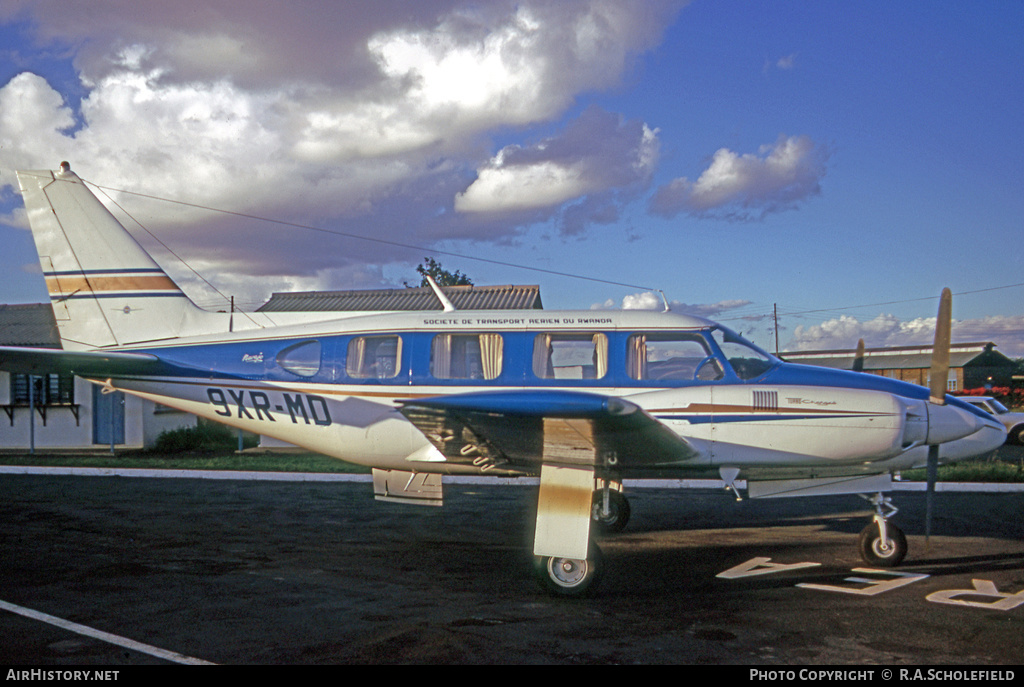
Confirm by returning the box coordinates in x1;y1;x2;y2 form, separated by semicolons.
591;482;631;533
858;493;907;567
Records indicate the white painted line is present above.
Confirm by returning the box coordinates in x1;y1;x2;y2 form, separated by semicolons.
0;465;1022;491
0;599;216;665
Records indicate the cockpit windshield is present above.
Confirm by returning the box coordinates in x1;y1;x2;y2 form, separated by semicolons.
710;327;778;380
989;399;1010;414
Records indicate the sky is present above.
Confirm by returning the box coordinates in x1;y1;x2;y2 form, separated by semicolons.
1;0;1022;356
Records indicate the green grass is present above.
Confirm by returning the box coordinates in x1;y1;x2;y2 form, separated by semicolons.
150;420;259;453
901;459;1024;483
3;443;1021;482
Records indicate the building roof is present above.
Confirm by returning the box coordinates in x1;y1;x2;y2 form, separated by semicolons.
781;342;1001;371
0;303;59;347
257;284;543;313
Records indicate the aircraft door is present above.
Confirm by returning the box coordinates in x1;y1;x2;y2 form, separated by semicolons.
708;385;717;462
319;338;344;383
92;386;125;445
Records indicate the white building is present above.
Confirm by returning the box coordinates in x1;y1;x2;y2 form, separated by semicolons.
0;303;196;451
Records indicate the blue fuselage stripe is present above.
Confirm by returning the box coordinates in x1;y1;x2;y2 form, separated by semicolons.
655;413;892;424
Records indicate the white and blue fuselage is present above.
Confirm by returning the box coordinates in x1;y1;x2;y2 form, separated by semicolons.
92;308;1003;480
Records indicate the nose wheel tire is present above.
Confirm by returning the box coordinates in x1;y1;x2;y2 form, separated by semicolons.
534;543;603;597
858;521;907;567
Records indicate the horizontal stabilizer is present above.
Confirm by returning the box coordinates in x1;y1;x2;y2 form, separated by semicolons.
0;345;160;377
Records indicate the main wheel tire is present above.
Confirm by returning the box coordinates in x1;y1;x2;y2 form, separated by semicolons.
534;543;603;597
591;490;631;533
858;521;907;567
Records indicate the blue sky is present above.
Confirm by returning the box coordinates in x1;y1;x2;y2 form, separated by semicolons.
1;0;1022;356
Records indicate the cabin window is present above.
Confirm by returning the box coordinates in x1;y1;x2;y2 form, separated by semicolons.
276;340;321;377
346;335;402;379
532;333;608;380
430;333;503;380
627;334;723;381
711;328;775;380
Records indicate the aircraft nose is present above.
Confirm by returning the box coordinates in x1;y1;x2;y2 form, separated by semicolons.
927;401;1006;445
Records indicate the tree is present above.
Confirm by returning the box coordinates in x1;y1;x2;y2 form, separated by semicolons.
411;257;473;287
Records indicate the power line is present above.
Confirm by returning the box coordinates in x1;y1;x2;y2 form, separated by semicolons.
11;171;1023;318
719;283;1024;325
778;283;1024;318
83;179;657;292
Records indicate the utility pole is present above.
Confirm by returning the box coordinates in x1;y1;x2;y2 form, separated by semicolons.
773;303;779;356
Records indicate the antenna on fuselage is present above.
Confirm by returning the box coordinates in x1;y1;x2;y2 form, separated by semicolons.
425;275;457;312
658;290;670;312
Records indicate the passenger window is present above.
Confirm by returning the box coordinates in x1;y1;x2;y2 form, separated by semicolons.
346;335;402;379
276;340;321;377
533;333;608;380
431;333;503;380
627;334;723;381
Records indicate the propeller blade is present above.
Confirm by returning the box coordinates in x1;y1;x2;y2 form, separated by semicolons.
928;288;952;404
925;288;952;544
852;338;865;372
925;445;939;542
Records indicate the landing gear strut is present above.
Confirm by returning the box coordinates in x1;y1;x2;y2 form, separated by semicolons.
858;492;907;567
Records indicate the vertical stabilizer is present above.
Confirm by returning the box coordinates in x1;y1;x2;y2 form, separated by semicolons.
16;163;222;350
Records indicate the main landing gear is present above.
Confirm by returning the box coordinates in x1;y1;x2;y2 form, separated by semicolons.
533;542;604;597
533;481;629;597
858;492;907;567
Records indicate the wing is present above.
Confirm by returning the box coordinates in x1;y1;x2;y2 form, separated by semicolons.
0;345;161;377
399;389;707;562
398;389;704;474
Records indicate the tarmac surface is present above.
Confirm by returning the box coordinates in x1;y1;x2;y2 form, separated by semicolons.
0;469;1022;665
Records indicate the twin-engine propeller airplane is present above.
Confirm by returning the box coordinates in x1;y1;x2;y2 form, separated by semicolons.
0;163;1007;596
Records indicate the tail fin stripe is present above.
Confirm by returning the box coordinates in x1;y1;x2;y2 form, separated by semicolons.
46;268;172;275
45;273;181;295
51;292;188;301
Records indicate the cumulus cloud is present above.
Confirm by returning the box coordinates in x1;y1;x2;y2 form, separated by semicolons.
0;1;683;304
592;290;752;318
785;313;1024;357
649;134;829;220
772;54;796;71
0;72;77;156
455;106;658;225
